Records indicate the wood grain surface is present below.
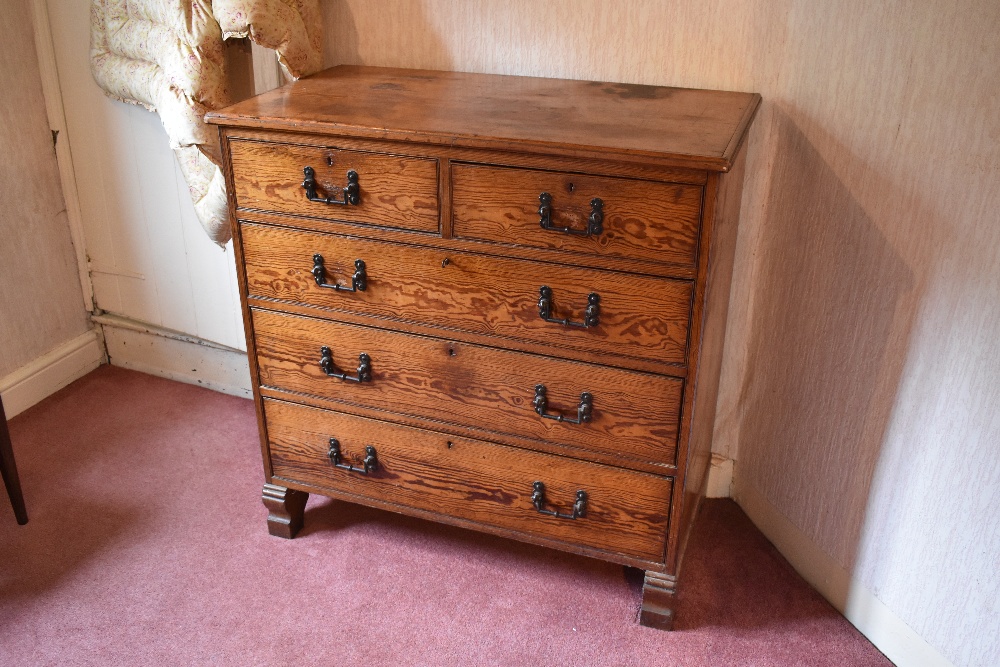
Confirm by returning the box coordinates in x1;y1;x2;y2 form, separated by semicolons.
252;308;682;466
264;398;672;561
215;64;757;631
240;222;694;369
207;66;760;171
229;138;439;232
670;146;748;571
451;163;703;269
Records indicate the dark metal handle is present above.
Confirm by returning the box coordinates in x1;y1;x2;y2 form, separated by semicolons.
538;286;600;328
319;346;372;383
303;166;360;206
531;481;587;519
533;385;593;424
313;254;367;292
328;439;378;474
538;193;604;237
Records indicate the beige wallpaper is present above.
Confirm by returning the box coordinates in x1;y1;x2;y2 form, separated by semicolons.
322;2;1000;665
0;0;89;378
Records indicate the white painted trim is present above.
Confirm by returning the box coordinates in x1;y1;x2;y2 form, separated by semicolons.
733;474;956;667
91;313;244;353
30;0;94;312
705;453;734;498
250;42;285;95
0;330;105;418
99;316;251;398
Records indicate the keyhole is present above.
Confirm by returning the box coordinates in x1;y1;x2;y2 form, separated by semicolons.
442;257;450;268
448;346;456;356
446;441;454;449
326;156;334;167
567;182;575;193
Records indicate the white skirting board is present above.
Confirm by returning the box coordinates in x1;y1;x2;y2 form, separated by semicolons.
732;474;955;667
98;315;252;399
0;330;106;418
705;453;734;498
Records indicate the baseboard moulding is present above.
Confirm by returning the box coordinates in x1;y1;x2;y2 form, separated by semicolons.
732;472;956;667
95;313;252;399
705;453;734;498
0;329;106;418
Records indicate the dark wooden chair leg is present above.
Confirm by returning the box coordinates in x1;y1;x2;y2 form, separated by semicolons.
639;571;677;630
0;397;28;525
262;483;308;538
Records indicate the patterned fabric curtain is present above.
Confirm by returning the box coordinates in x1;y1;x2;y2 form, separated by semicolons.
90;0;323;245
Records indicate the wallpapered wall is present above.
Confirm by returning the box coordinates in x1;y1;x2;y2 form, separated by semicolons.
24;0;995;662
0;0;89;378
321;2;999;665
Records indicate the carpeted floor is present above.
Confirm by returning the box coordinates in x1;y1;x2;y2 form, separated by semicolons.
0;365;891;666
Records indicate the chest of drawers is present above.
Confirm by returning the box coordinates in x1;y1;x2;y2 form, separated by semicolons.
208;66;759;630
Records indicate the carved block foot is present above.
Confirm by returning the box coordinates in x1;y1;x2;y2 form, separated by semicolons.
262;483;308;538
639;571;677;630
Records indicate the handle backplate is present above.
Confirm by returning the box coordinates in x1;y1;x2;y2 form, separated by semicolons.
319;346;372;383
538;193;604;237
328;439;378;474
538;286;600;328
531;481;587;519
313;254;367;292
532;384;593;424
303;166;360;206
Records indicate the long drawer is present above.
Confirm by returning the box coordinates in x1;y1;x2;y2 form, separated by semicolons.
452;163;703;268
264;398;672;561
229;139;440;232
252;308;682;466
241;222;693;369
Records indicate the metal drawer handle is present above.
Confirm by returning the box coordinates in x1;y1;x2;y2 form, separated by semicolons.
302;166;360;206
312;253;367;292
319;346;372;383
328;438;378;474
532;481;587;519
538;286;600;328
533;384;593;424
538;193;604;237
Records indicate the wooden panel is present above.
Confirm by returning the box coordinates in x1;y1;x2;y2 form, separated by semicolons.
240;222;693;369
224;127;710;186
207;66;761;171
451;163;702;269
231;203;700;281
229;139;440;232
671;145;748;571
264;398;672;561
252;308;682;466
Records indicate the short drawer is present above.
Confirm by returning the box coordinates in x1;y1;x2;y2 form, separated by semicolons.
241;223;692;369
264;399;672;562
252;309;683;466
228;139;439;232
452;163;702;268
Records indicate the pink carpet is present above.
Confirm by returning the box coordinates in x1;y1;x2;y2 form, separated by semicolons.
0;366;890;666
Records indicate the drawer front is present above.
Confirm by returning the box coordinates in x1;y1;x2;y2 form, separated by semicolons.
241;223;692;368
452;163;702;268
253;309;682;466
228;139;440;232
264;399;672;561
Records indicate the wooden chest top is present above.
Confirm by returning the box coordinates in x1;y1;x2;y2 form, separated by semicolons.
207;66;760;171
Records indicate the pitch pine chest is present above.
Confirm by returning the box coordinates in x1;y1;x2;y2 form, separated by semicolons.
208;66;760;629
